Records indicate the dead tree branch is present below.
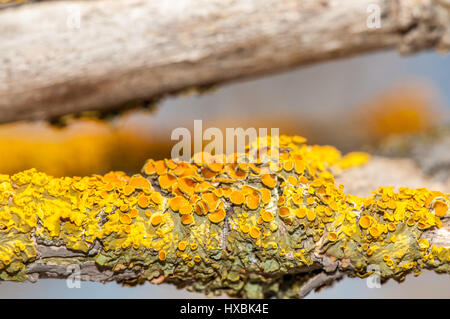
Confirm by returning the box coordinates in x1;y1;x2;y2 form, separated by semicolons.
0;138;448;298
0;0;449;123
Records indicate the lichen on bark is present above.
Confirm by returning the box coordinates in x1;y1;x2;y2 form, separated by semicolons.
0;135;448;298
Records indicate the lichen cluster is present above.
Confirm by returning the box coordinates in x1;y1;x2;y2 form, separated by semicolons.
0;135;448;298
0;0;27;6
0;119;158;176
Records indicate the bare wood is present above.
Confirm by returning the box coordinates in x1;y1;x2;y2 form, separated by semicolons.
0;0;449;123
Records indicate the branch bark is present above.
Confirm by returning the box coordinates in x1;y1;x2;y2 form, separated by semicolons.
0;0;449;123
0;138;448;298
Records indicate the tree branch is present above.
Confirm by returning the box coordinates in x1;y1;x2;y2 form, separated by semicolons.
0;0;449;123
0;137;448;298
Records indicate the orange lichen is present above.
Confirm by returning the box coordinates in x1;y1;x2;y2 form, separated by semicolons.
138;195;150;208
328;232;338;241
150;214;162;226
129;208;139;219
260;209;274;222
259;189;272;204
388;223;396;232
178;241;188;251
159;174;177;189
181;214;194;225
208;208;226;223
169;196;188;212
339;152;370;170
123;185;135;196
358;87;438;141
154;161;167;175
279;206;291;218
178;177;196;196
245;193;261;210
418;238;430;250
359;216;372;229
306;197;315;206
261;174;277;189
306;209;316;221
249;226;261;239
179;205;193;215
240;224;250;233
227;165;248;180
230;190;245;205
434;200;448;218
158;250;167;261
143;161;156;175
120;214;132;225
194;201;208;216
295;208;307;219
129;175;151;190
283;160;294;172
369;227;380;238
0;134;447;299
287;176;298;186
202;192;219;212
151;192;163;205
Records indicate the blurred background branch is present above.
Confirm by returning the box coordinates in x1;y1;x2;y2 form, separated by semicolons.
0;0;449;123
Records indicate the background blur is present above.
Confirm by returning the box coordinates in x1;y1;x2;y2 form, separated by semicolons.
0;50;449;298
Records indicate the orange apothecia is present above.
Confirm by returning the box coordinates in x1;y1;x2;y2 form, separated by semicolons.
0;134;448;299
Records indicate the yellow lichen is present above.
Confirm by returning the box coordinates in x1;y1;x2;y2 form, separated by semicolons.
0;134;447;299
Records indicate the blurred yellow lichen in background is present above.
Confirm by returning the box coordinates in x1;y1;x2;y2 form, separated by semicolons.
0;116;314;177
353;84;441;143
0;83;446;177
0;118;159;176
0;0;27;5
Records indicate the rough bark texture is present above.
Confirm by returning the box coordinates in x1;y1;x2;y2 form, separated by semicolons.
0;137;448;298
0;0;450;123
